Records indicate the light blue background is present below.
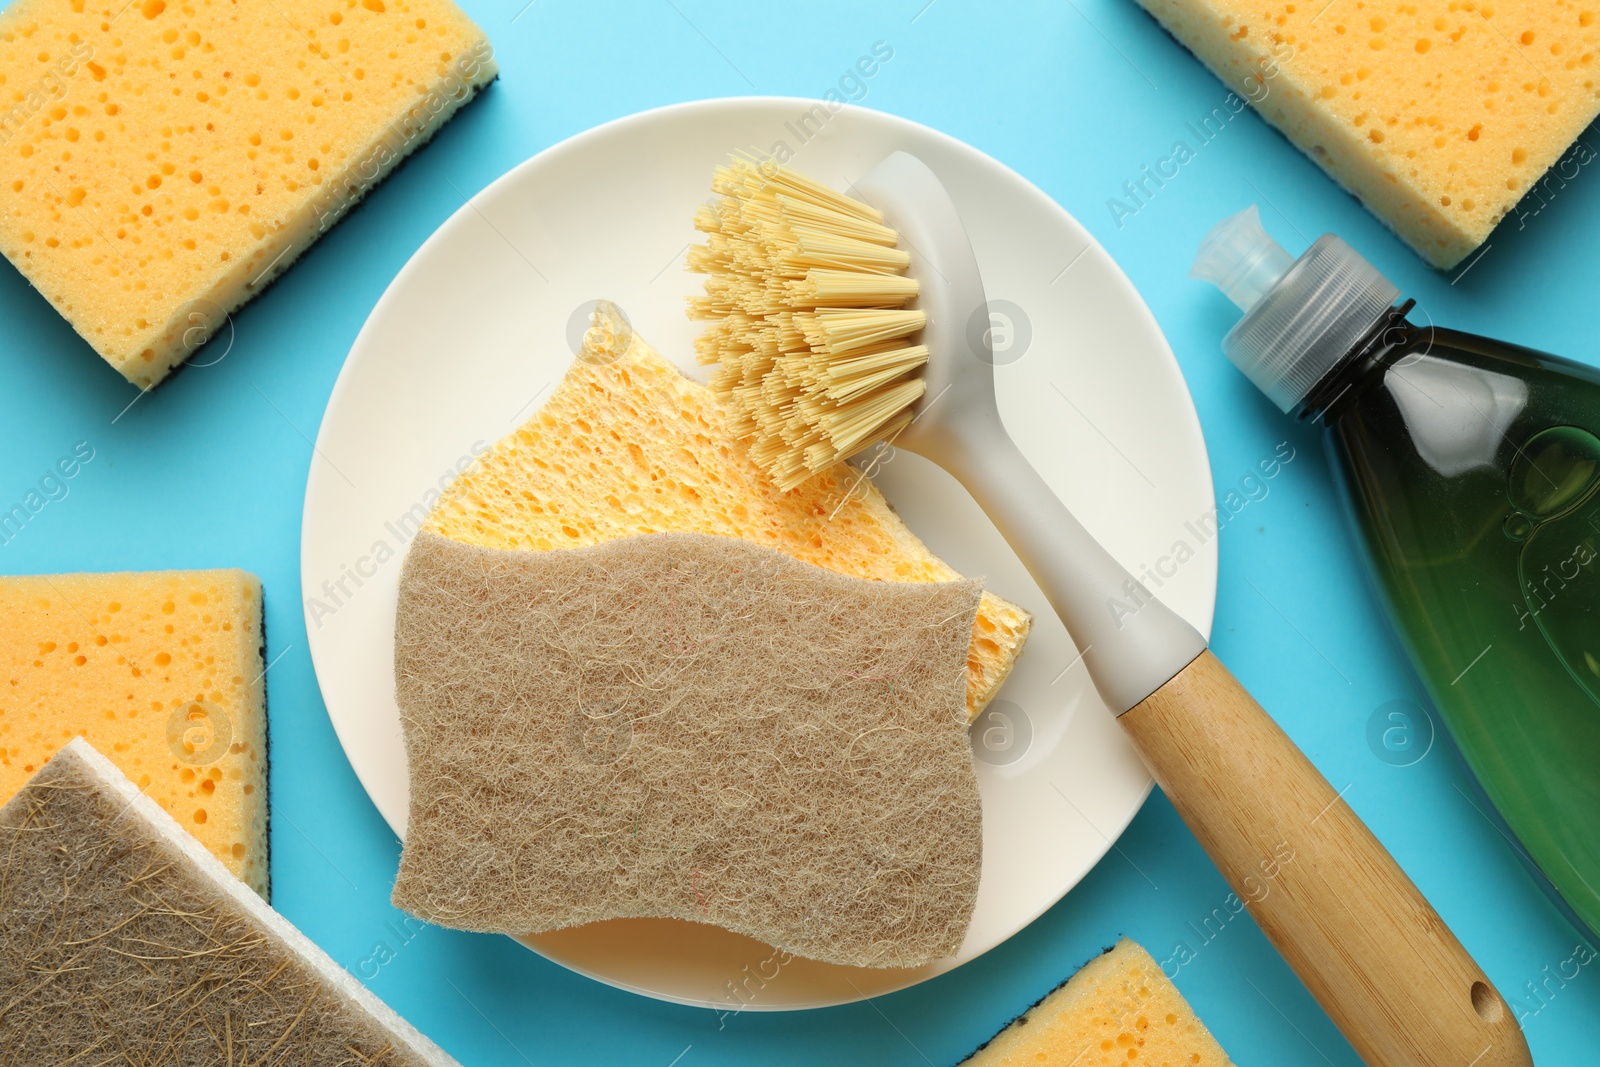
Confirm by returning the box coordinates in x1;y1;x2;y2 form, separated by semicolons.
2;1;1597;1063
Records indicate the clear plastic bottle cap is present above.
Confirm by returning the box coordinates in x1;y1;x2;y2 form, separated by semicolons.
1191;205;1294;311
1191;206;1400;414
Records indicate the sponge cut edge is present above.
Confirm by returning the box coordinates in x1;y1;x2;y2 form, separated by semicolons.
28;737;460;1067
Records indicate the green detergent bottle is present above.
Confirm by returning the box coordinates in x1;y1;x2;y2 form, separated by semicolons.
1193;207;1600;938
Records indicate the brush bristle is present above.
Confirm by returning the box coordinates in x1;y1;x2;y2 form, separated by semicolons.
689;158;926;491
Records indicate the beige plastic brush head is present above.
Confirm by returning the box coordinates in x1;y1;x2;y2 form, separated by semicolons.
691;151;1206;714
688;157;934;490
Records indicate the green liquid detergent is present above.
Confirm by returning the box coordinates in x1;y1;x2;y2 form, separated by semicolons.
1194;207;1600;938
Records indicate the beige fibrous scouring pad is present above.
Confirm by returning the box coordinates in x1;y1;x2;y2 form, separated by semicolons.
1134;0;1600;268
960;939;1235;1066
0;0;495;388
0;738;461;1065
391;529;984;969
0;568;269;897
423;311;1031;721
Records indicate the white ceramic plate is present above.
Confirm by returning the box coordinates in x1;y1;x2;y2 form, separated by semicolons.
303;98;1216;1011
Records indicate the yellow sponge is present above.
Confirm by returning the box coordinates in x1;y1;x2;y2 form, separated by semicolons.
1135;0;1600;267
0;0;495;387
960;939;1234;1066
423;315;1033;721
0;569;268;897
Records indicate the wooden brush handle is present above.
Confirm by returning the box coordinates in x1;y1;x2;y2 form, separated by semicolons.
1121;651;1531;1067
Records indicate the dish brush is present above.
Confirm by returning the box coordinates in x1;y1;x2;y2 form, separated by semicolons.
689;151;1530;1067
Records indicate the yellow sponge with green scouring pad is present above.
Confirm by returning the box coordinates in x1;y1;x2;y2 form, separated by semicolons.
960;940;1235;1066
0;0;494;387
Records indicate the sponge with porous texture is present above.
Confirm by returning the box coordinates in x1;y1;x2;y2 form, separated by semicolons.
0;737;460;1065
0;567;268;897
1134;0;1600;267
960;939;1235;1065
391;529;984;969
0;0;495;387
424;314;1031;722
